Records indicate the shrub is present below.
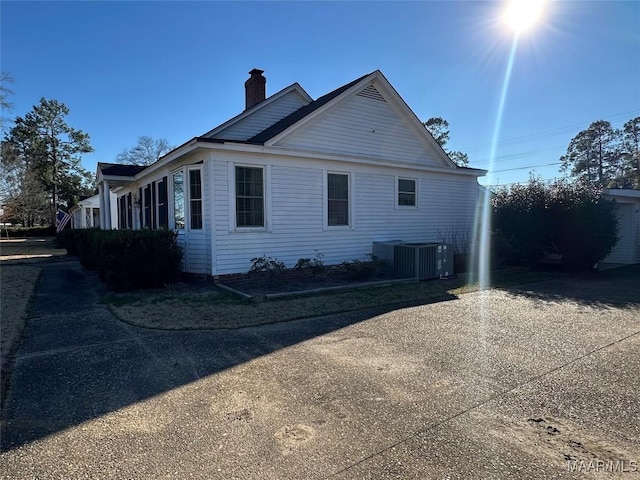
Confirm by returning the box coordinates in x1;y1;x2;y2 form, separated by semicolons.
248;256;286;288
340;255;382;281
492;178;618;269
294;251;326;276
64;229;183;291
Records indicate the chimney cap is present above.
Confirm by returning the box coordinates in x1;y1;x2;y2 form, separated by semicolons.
249;68;264;76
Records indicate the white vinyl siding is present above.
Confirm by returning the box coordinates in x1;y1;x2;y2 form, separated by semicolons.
210;155;478;276
604;203;636;264
275;90;443;167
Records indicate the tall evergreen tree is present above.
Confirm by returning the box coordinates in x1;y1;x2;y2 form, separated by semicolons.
620;117;640;189
4;98;93;224
560;120;619;187
423;117;469;167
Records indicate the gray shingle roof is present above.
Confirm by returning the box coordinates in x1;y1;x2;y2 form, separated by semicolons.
245;73;372;145
98;163;147;177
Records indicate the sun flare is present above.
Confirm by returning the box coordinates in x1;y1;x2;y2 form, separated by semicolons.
503;0;546;33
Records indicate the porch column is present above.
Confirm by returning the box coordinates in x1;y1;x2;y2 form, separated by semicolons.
103;180;112;229
98;183;105;229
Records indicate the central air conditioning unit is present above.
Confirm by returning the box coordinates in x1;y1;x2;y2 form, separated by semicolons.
372;241;453;280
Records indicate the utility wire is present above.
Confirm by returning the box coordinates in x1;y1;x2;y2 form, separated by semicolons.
458;110;640;153
489;162;562;173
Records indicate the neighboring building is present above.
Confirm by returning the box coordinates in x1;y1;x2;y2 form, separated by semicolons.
69;191;118;229
96;69;486;276
602;189;640;265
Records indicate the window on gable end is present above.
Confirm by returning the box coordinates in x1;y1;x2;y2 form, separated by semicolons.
398;178;417;207
328;173;350;226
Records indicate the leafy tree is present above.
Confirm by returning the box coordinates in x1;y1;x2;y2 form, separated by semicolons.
620;117;640;189
423;117;469;167
4;98;93;224
117;136;172;166
492;177;618;269
560;120;620;187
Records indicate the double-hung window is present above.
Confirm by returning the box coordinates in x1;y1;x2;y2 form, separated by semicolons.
189;169;203;230
327;173;350;226
235;166;264;228
397;178;417;207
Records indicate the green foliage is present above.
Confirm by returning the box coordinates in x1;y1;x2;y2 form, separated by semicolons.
248;256;286;288
3;98;93;225
63;229;183;291
294;251;326;276
423;116;469;167
621;117;640;189
492;178;618;269
340;255;382;281
560;116;640;189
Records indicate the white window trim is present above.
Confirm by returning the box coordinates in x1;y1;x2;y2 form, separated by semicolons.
228;162;271;232
170;166;205;232
324;170;354;230
395;176;419;210
187;166;204;232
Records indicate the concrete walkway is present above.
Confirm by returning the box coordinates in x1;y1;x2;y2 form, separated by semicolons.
1;261;639;479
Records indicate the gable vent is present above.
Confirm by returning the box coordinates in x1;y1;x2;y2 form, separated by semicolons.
356;85;387;102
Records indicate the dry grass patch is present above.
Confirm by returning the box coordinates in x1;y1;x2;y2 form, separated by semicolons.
106;269;565;330
0;237;67;263
1;264;42;408
1;265;41;357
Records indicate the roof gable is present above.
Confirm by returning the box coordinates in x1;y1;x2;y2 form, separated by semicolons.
257;71;455;168
203;83;312;141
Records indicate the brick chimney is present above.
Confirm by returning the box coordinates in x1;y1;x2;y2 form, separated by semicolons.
245;69;266;110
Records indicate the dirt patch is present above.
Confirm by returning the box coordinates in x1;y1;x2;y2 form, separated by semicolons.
221;269;399;296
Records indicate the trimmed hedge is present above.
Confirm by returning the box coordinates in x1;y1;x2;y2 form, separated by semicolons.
62;229;183;291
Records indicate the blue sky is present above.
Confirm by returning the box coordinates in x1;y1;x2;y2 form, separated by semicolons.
2;1;639;187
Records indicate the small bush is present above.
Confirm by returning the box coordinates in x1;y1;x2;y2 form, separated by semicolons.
340;255;382;281
294;251;326;276
248;256;286;288
64;229;183;291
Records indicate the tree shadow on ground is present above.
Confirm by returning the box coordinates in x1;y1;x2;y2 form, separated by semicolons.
0;260;458;452
500;265;640;310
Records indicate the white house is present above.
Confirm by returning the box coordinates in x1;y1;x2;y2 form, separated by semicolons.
602;189;640;265
69;191;118;229
96;69;486;276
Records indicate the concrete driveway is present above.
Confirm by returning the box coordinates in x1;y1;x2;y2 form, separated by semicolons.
1;261;639;479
